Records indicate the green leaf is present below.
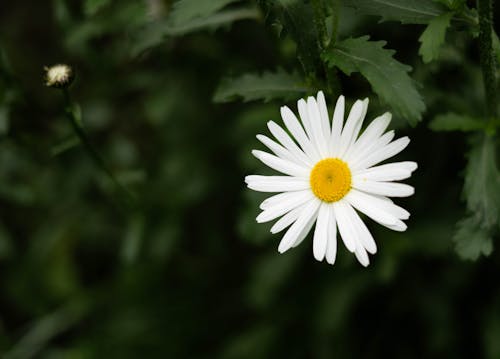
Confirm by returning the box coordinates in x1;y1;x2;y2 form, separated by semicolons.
323;36;425;125
213;69;312;103
463;135;500;229
493;31;500;65
84;0;111;16
264;0;322;78
0;106;9;136
170;0;241;24
418;13;452;63
343;0;448;24
453;216;493;260
429;112;484;131
131;7;259;56
433;0;465;10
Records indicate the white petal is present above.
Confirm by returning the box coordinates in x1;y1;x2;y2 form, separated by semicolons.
280;106;319;161
354;242;370;267
353;161;417;182
316;91;331;147
267;121;313;167
353;180;415;197
332;201;357;253
298;99;314;141
345;189;398;227
313;203;329;261
385;220;408;232
259;189;311;209
270;206;303;233
278;198;320;253
256;190;313;223
349;130;395;167
256;134;299;165
338;99;368;158
325;206;337;264
369;194;410;220
330;95;345;156
245;175;310;192
352;136;410;171
252;150;309;177
345;112;391;162
307;96;329;158
346;190;409;232
292;204;320;248
342;201;377;254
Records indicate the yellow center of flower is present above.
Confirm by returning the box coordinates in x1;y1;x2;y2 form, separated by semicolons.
310;158;352;202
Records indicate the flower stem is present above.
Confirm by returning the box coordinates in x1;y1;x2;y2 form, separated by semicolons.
477;0;498;119
62;89;136;209
310;0;341;97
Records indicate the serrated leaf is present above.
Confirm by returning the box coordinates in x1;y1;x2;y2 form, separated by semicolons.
213;69;311;103
463;135;500;229
169;0;241;25
418;13;452;63
323;36;425;125
454;216;493;260
84;0;111;16
429;112;484;131
343;0;448;24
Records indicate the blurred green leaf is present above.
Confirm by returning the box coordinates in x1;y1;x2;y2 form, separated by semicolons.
51;135;80;156
419;12;452;63
220;325;275;359
0;105;9;136
453;216;493;260
84;0;111;16
429;112;484;131
170;0;241;24
343;0;448;24
493;32;500;65
433;0;465;10
463;135;500;229
5;299;89;359
213;69;311;103
324;36;425;125
131;7;260;55
264;0;322;77
246;252;299;308
121;215;145;264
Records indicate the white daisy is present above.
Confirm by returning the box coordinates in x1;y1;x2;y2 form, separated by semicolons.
245;91;417;267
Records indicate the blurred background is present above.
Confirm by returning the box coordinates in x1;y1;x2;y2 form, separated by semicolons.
1;0;500;358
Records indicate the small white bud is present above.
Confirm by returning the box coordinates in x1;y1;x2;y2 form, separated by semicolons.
44;64;74;88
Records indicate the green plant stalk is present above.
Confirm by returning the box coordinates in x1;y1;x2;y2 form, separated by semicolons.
330;0;340;44
477;0;498;118
311;0;328;48
62;89;136;209
310;0;341;97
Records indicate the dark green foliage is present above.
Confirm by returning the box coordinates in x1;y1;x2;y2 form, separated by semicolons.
0;0;500;358
261;0;324;79
343;0;448;24
454;216;493;260
430;113;485;131
463;135;500;229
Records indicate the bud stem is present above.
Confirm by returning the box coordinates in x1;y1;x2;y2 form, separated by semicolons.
62;89;136;209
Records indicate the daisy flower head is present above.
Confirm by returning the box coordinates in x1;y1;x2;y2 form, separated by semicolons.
245;92;417;267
